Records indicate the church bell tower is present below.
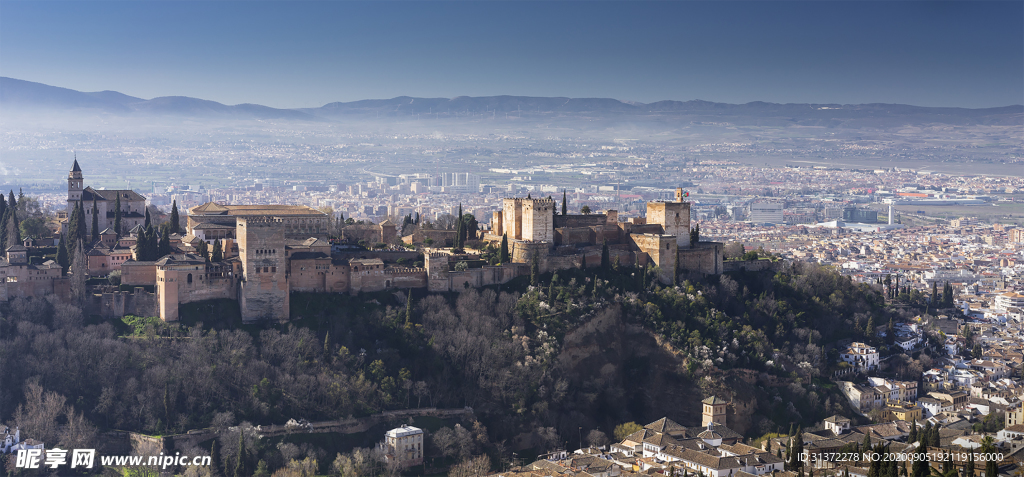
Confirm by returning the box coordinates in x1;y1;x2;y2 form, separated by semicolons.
68;156;84;203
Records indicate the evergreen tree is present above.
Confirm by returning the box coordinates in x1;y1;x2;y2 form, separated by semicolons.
145;208;151;229
113;193;122;236
912;442;928;477
789;427;804;470
930;423;940;448
211;239;222;262
530;251;539;286
70;239;87;306
170;200;180;234
985;459;996;477
866;315;876;337
601;239;610;269
148;226;158;260
548;274;557;307
405;294;414;325
210;440;219;476
499;233;509;264
909;417;917;443
863;433;873;457
454;204;464;249
965;449;974;477
56;234;69;275
158;227;171;257
198;240;209;261
66;202;79;255
0;194;6;234
91;198;99;243
5;201;20;249
561;190;567;216
690;223;700;247
136;227;149;261
254;460;269;477
235;428;245;477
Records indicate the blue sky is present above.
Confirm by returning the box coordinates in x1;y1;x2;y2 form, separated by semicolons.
1;1;1021;108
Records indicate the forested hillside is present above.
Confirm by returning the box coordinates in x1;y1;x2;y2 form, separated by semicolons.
0;262;910;473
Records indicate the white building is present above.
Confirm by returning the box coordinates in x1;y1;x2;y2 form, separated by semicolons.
748;202;783;224
841;342;879;371
1;427;43;455
383;425;424;467
994;292;1024;312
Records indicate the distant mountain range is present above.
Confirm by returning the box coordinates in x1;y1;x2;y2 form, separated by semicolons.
2;76;1021;126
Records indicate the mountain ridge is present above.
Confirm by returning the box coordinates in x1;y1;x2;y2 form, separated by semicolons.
2;76;1021;126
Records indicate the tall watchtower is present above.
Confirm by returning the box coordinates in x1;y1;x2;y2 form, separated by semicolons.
68;158;84;203
237;216;289;323
647;187;690;248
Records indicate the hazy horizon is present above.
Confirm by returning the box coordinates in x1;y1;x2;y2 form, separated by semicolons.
1;1;1021;109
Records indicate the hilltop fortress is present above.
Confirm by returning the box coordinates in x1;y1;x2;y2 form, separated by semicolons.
4;162;722;323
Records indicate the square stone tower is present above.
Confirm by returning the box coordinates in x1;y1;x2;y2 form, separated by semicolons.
647;188;690;248
237;216;289;322
521;198;555;242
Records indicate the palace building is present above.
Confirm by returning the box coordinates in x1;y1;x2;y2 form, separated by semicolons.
42;160;724;323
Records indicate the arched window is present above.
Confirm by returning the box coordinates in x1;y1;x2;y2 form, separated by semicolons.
187;273;193;284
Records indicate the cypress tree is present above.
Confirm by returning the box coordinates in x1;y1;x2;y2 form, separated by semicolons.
56;234;69;275
499;233;509;264
77;201;87;244
790;427;804;470
985;458;996;477
198;240;209;261
149;227;160;261
5;202;20;249
561;190;567;216
690;223;700;247
909;417;917;443
66;203;79;256
212;239;222;262
912;442;928;477
866;316;875;337
548;274;557;307
113;193;122;236
405;294;413;325
158;227;171;257
0;194;6;231
210;440;219;476
170;200;180;234
234;428;245;477
965;450;974;477
145;208;151;229
530;251;539;286
136;227;149;261
601;239;610;269
456;204;464;248
91;198;99;243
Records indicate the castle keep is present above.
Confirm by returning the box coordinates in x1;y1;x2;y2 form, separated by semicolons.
30;161;723;323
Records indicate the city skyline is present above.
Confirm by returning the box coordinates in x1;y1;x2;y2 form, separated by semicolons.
1;1;1021;109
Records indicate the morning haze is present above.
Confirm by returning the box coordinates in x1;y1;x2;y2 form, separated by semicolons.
1;2;1023;476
